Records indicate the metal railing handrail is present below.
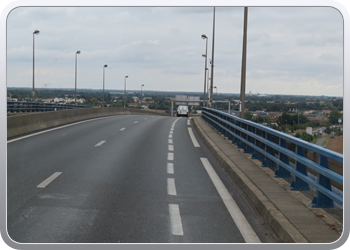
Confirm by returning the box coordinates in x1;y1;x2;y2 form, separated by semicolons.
202;107;343;208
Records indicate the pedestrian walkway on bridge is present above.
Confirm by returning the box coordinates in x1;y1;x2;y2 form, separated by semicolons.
193;116;342;243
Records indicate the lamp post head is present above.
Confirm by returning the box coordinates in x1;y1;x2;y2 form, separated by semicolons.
125;75;128;78
202;54;206;58
201;34;207;39
141;84;144;87
33;30;40;35
76;50;81;54
104;64;108;68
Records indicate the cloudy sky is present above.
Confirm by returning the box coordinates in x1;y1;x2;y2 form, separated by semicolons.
6;6;343;96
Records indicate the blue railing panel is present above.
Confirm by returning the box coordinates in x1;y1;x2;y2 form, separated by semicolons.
202;108;343;208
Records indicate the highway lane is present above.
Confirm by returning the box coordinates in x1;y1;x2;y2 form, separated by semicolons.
7;115;274;243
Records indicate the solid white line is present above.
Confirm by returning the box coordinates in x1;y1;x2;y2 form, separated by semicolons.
94;140;106;147
167;178;177;195
7;116;112;144
167;152;174;161
188;128;200;147
200;158;261;243
169;204;184;236
120;128;126;131
187;120;191;126
37;172;62;188
168;139;173;144
167;163;174;174
168;145;174;151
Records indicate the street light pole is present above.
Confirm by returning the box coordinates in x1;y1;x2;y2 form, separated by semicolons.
32;30;40;101
124;75;129;108
209;7;216;107
141;84;144;105
75;50;81;105
239;7;248;118
214;86;217;108
201;34;208;107
103;64;108;107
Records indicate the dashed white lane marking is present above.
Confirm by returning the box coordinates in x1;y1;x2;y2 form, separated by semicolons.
134;121;138;123
144;118;147;120
169;204;184;236
167;152;174;161
168;145;174;151
200;158;261;243
187;119;191;126
169;134;173;139
37;172;62;188
188;128;200;147
94;140;106;147
120;128;126;131
170;131;173;134
168;139;173;144
167;163;174;174
167;178;177;195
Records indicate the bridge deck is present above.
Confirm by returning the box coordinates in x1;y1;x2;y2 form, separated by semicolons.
193;116;342;243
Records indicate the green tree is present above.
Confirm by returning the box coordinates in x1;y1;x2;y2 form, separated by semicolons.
244;111;253;120
328;110;342;124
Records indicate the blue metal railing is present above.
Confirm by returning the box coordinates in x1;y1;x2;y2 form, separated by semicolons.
7;101;92;113
202;108;343;208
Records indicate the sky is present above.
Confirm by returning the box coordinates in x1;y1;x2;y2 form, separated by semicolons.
6;5;344;96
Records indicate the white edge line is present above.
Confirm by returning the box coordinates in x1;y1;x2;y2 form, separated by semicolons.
188;127;200;147
200;158;261;243
8;116;112;144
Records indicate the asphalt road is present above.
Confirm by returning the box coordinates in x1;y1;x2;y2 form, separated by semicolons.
7;115;274;243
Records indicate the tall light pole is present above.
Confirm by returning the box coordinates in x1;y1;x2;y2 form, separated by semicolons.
141;84;144;105
240;7;248;118
124;75;129;108
214;86;217;108
201;34;208;107
103;64;108;107
74;50;81;105
209;7;216;107
32;30;40;101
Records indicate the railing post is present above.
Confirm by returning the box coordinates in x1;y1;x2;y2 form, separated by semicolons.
290;140;309;191
274;136;291;178
310;146;334;208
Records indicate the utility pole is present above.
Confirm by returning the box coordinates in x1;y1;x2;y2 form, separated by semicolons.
240;7;248;118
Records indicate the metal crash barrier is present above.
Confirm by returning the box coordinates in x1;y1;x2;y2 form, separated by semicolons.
7;101;92;113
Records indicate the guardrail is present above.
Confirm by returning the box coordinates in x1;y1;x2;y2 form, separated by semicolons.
7;101;92;113
202;108;343;208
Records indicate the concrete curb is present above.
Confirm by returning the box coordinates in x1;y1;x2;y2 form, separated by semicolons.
192;116;308;243
7;107;166;139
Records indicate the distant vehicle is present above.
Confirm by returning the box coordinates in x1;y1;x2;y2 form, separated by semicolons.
177;105;189;117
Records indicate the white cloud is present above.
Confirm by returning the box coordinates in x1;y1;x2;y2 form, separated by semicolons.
6;6;343;96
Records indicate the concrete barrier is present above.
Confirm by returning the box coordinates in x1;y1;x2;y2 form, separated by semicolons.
7;107;167;139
